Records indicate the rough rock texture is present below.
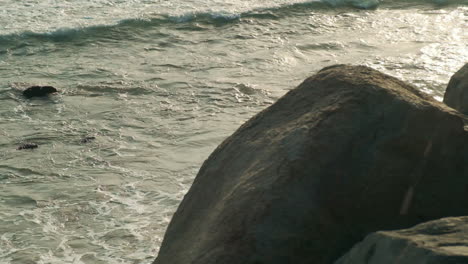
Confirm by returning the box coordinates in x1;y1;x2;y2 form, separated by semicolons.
23;86;58;98
335;216;468;264
444;63;468;114
154;65;468;264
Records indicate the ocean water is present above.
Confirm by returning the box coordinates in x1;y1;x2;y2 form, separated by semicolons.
0;0;467;263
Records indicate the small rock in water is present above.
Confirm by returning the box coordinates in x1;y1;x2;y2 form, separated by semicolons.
80;136;96;144
17;143;38;150
23;86;58;98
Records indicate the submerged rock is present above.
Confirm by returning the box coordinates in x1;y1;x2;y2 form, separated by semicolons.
23;86;58;98
335;216;468;264
17;143;38;150
443;63;468;114
80;136;96;144
154;65;468;264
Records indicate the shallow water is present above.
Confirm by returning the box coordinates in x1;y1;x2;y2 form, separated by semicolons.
0;0;467;263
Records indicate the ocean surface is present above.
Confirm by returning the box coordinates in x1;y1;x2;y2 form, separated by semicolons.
0;0;467;263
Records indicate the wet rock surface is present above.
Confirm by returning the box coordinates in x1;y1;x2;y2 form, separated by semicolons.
80;136;96;144
23;86;58;98
17;143;38;150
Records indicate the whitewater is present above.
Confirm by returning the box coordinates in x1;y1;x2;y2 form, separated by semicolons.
0;0;467;263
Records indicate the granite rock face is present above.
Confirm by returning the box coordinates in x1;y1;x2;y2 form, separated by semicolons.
154;65;468;264
444;63;468;114
335;216;468;264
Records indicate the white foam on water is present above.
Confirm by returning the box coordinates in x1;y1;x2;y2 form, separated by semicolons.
2;0;464;35
0;0;309;34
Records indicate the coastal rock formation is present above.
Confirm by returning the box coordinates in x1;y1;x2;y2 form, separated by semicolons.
154;65;468;264
23;85;58;98
444;63;468;114
335;216;468;264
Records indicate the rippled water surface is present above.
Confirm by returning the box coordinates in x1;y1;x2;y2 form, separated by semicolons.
0;0;467;263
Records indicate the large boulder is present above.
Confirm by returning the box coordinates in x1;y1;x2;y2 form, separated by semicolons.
444;63;468;114
154;65;468;264
335;216;468;264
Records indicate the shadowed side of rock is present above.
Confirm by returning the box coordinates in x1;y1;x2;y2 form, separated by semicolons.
154;65;468;264
335;216;468;264
444;63;468;114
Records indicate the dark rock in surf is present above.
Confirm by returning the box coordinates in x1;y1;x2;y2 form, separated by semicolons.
23;86;58;98
154;65;468;264
443;63;468;114
80;136;96;144
335;216;468;264
17;143;38;150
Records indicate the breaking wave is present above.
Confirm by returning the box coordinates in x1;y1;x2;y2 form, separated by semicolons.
0;0;466;48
